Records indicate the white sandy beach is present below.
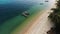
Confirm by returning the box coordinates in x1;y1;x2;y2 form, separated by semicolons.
22;9;53;34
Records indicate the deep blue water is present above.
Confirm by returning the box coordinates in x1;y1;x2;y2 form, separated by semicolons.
0;0;36;24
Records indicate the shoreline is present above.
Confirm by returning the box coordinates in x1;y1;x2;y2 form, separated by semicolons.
22;1;56;34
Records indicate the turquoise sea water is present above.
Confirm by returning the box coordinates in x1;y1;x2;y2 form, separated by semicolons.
0;0;55;34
